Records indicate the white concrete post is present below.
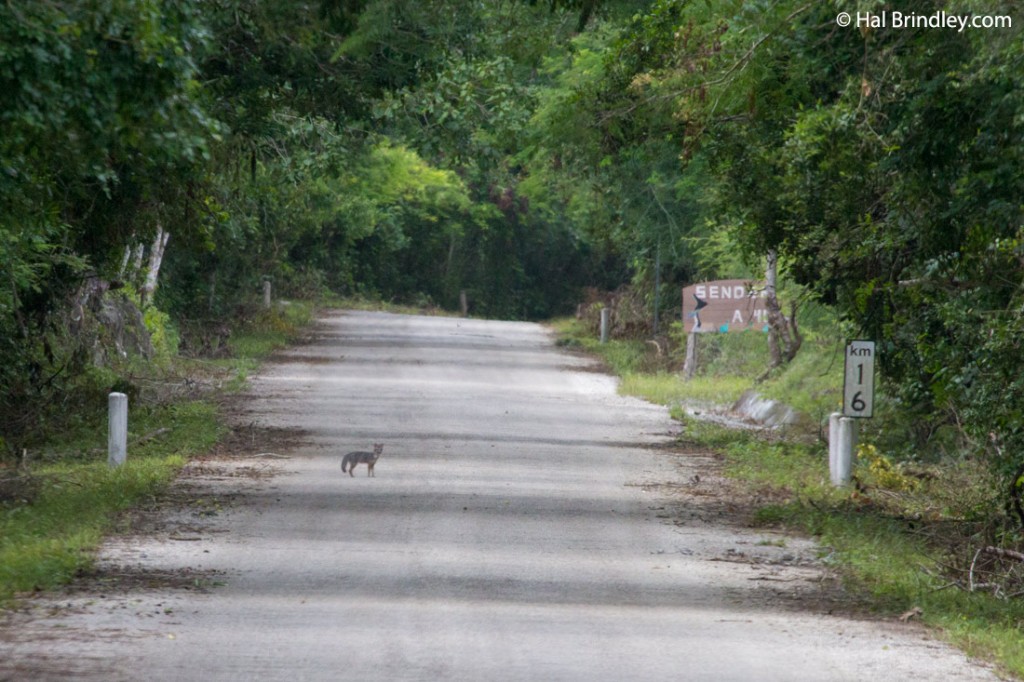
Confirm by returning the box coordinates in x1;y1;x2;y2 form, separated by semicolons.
263;280;272;310
828;412;841;480
600;308;610;344
459;290;468;317
830;415;858;486
108;392;128;467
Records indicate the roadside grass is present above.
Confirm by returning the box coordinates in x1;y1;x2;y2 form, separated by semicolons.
0;402;220;603
681;420;1024;676
228;303;314;359
548;322;746;406
756;337;845;423
552;315;1024;678
549;316;839;414
0;303;315;606
620;373;749;407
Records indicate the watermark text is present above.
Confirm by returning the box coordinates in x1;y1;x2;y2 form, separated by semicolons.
836;11;1012;32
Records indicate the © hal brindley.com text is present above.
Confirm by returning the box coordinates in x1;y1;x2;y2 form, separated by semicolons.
835;10;1013;32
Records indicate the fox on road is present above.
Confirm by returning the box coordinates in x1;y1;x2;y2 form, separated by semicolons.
341;443;384;477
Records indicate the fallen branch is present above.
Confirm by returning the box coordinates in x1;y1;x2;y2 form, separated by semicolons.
251;452;291;459
929;581;962;593
984;546;1024;563
134;427;171;445
969;548;983;592
898;606;923;622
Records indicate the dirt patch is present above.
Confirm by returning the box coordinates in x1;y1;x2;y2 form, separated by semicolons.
211;399;314;458
263;354;336;365
558;360;613;374
67;565;228;596
645;446;755;520
180;459;283;480
641;443;875;619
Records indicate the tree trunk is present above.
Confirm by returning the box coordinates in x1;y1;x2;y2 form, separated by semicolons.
141;226;170;307
653;243;662;335
683;332;699;380
208;269;217;313
763;249;802;374
132;243;145;284
118;245;132;280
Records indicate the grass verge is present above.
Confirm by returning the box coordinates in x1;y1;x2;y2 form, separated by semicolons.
707;422;1024;676
0;402;221;603
0;302;315;606
552;315;1024;678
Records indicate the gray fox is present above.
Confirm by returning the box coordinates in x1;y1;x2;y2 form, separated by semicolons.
341;443;384;477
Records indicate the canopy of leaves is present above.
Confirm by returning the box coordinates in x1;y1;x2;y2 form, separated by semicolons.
3;0;1024;494
595;0;1024;477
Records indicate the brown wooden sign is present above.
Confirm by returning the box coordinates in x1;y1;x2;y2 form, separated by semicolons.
682;279;768;333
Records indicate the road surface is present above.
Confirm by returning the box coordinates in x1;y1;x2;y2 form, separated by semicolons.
0;311;997;680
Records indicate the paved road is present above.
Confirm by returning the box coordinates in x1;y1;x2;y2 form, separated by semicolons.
0;311;996;680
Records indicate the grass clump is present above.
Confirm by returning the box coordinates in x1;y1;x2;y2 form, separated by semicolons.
0;459;181;598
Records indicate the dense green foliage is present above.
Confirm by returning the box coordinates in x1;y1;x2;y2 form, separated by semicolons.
537;0;1024;487
2;0;1024;502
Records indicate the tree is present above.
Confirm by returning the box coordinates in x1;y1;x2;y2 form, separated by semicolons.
0;0;216;451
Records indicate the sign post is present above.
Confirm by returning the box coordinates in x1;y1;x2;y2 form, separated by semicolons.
831;340;876;486
680;279;767;379
681;280;768;334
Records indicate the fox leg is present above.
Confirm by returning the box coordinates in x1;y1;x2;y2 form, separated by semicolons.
367;462;374;477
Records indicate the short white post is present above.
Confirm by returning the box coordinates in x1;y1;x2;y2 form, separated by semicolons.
108;392;128;467
600;308;610;344
831;415;858;486
459;290;468;317
263;280;272;310
828;413;841;480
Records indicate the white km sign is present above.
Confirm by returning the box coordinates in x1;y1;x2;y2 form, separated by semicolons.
843;340;876;418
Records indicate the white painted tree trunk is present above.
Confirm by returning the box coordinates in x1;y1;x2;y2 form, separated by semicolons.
141;226;170;307
119;245;132;279
132;243;145;283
